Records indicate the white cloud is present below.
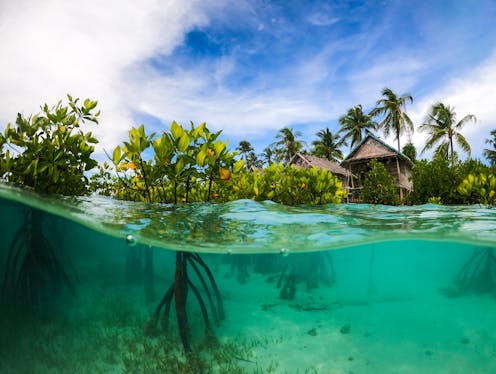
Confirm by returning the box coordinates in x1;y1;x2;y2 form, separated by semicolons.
0;0;332;156
409;52;496;160
307;13;340;27
0;0;211;156
1;0;494;165
348;55;426;109
128;63;330;140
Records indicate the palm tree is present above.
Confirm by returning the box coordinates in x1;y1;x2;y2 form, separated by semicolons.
370;88;414;151
236;140;254;158
260;146;275;166
419;102;476;165
483;129;496;167
338;105;377;149
236;140;254;165
236;140;261;170
311;128;345;162
272;127;305;164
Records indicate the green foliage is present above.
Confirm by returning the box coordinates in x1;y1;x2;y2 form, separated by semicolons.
361;160;398;205
236;140;261;170
483;129;496;167
338;104;377;149
0;96;99;195
370;88;414;151
458;173;496;205
409;158;454;204
409;158;492;205
419;102;475;165
89;161;116;196
260;146;275;166
232;164;345;205
272;127;305;164
311;128;345;162
402;142;417;162
109;121;243;204
427;196;442;204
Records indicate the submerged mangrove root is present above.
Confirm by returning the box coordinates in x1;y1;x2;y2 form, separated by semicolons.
124;244;155;302
125;246;143;285
453;247;496;295
144;247;155;302
277;252;336;300
225;255;250;284
1;208;77;317
145;251;224;352
277;259;296;300
368;249;376;295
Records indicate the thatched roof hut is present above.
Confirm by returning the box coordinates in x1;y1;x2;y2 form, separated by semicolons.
289;153;351;187
341;133;413;201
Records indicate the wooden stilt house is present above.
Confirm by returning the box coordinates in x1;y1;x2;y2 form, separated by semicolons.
340;133;413;202
289;153;352;189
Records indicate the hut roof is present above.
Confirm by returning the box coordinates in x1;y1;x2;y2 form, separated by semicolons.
289;153;351;177
341;133;413;166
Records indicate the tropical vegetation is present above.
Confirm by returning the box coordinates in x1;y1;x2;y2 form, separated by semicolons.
0;96;100;320
0;96;100;195
370;88;414;152
311;128;345;162
419;102;476;165
271;127;305;164
361;159;398;205
483;129;496;167
338;104;377;148
1;91;495;208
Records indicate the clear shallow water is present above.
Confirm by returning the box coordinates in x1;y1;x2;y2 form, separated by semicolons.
0;183;495;253
1;183;496;373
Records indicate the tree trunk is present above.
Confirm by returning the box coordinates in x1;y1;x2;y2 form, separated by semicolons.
395;156;403;201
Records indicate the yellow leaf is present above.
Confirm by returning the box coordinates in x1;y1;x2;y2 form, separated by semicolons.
219;167;231;181
122;162;136;170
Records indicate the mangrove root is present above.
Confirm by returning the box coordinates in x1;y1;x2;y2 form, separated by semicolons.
1;208;77;318
145;251;224;352
453;247;496;295
277;252;336;300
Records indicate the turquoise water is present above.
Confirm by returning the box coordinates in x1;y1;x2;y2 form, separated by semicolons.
1;183;496;373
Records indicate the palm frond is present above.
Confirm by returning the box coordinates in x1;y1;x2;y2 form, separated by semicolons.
455;133;471;156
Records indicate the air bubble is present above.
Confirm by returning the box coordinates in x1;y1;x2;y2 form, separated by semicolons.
126;234;137;247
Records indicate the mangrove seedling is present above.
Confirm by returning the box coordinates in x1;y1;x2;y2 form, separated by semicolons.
0;96;99;317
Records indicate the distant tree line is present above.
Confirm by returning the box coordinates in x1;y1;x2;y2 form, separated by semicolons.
1;92;495;205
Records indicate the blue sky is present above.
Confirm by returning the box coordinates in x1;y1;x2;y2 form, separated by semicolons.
1;0;495;162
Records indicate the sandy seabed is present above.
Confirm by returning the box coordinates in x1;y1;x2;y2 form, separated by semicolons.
217;271;496;373
2;262;496;373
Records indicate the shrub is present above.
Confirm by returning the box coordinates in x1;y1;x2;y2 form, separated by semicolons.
458;173;496;205
361;160;398;205
1;96;99;195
